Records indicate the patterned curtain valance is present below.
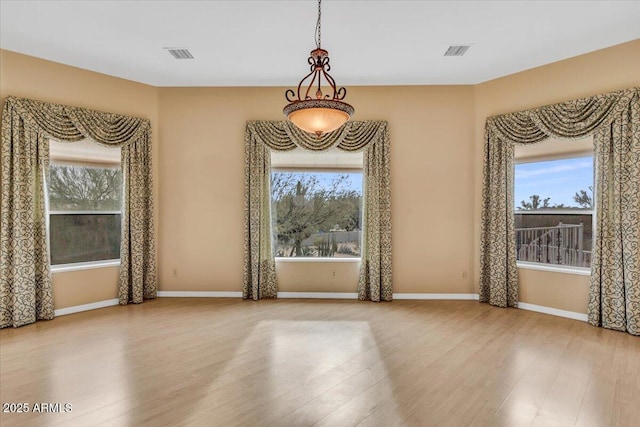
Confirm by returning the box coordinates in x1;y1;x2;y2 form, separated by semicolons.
4;96;151;146
486;87;639;144
246;120;387;152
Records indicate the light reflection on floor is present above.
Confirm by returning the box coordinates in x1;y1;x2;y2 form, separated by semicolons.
49;335;131;426
183;319;401;426
499;342;594;427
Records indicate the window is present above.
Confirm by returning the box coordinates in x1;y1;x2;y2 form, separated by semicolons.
271;171;362;258
270;147;364;259
514;155;594;268
48;140;122;266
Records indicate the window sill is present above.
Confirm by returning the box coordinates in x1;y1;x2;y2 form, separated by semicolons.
51;260;120;273
275;257;361;263
516;261;590;276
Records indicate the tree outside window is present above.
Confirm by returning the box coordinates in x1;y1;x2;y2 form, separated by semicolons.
49;163;122;265
271;171;362;258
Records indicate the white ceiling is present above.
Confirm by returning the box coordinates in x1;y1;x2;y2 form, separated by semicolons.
1;1;639;87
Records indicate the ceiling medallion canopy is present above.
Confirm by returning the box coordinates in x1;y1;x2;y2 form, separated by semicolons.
283;0;354;137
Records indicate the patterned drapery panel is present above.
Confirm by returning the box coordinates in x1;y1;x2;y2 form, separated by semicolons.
0;105;53;328
119;136;157;305
243;127;278;300
589;90;640;335
481;87;640;335
0;97;157;327
479;128;518;308
244;120;392;301
358;125;392;301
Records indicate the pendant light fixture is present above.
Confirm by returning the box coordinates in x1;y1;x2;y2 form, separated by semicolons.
284;0;354;136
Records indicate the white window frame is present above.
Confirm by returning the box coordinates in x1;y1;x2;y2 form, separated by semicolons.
514;150;594;275
47;155;123;271
271;167;364;261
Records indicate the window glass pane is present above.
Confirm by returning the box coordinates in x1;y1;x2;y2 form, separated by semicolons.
49;164;122;211
49;163;122;265
271;171;362;258
514;156;593;268
49;214;121;265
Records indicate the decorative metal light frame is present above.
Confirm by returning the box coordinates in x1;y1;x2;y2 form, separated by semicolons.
283;0;354;136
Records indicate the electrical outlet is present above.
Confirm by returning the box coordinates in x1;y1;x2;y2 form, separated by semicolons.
461;270;467;280
172;268;178;278
332;270;336;278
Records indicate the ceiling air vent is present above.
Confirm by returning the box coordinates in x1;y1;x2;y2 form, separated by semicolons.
164;48;194;59
444;45;470;57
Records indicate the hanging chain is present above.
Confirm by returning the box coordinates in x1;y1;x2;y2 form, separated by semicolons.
315;0;322;49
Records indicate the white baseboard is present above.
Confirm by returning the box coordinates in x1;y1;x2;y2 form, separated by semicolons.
54;298;119;316
51;294;586;324
277;292;358;299
518;302;588;322
156;291;481;300
158;291;358;299
157;291;242;298
393;293;480;300
277;293;482;300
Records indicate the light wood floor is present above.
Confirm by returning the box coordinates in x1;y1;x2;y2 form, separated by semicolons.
1;298;639;427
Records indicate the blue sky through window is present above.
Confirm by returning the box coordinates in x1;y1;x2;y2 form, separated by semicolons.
273;171;362;194
515;156;593;208
315;172;362;194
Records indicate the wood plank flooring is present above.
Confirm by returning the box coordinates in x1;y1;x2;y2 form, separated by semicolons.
1;298;638;427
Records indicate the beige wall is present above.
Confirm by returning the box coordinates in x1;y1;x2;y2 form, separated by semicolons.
2;39;639;312
0;49;159;309
517;269;590;314
158;85;476;294
474;39;640;313
275;261;361;293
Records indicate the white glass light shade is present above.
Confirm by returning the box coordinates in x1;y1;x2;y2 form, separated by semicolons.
283;99;354;136
288;108;350;135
